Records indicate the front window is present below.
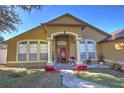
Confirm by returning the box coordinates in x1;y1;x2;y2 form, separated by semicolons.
18;41;27;61
80;40;96;60
80;41;86;61
40;42;48;60
29;41;38;61
18;40;48;62
87;41;96;59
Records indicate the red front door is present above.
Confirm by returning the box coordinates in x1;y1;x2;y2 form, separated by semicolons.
57;47;66;63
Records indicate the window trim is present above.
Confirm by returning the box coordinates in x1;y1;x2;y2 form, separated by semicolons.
80;41;86;61
29;41;38;61
39;43;48;61
17;41;28;62
80;39;97;61
16;40;48;62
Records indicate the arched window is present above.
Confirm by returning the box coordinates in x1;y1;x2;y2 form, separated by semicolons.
80;40;96;61
17;40;48;62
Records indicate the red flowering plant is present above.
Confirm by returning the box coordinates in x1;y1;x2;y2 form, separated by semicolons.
70;56;76;60
45;65;55;71
44;65;60;73
72;65;87;71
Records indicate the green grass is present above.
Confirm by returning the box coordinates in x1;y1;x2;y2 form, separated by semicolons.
0;68;63;88
79;68;124;88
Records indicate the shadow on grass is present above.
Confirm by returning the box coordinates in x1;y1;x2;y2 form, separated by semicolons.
79;68;124;88
0;68;63;88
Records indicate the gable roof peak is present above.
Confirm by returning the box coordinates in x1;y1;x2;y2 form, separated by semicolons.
45;13;82;24
61;13;72;16
61;13;77;17
44;13;110;36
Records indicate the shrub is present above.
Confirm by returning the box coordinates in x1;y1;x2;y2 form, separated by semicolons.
111;63;121;70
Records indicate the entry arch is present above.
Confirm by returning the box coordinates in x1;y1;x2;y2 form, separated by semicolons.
48;31;80;40
47;31;83;65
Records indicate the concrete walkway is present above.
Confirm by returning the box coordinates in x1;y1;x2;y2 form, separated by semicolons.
86;64;110;69
53;63;75;70
53;63;110;70
60;70;109;88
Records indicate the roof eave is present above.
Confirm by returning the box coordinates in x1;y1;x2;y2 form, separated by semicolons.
45;13;110;37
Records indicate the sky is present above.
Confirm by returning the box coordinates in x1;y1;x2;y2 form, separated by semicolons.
1;5;124;40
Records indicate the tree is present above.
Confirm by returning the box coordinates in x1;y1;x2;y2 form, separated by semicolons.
0;5;43;33
0;36;4;44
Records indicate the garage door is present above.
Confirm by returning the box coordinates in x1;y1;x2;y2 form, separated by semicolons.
0;45;7;64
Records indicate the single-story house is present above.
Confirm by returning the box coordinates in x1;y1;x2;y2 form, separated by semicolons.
0;13;124;67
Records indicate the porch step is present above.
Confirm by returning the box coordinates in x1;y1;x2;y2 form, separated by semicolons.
53;63;75;70
0;65;6;68
53;63;110;70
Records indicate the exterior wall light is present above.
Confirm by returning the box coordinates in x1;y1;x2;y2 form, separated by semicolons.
114;43;124;50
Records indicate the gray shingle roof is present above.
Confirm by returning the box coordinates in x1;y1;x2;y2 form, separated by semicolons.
99;28;124;43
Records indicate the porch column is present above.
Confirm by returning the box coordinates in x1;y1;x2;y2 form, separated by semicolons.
76;38;83;65
47;38;53;65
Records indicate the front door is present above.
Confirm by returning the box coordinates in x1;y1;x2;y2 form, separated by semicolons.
57;47;67;63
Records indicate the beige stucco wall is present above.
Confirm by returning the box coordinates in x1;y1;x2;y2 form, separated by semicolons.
69;36;76;57
46;25;83;38
98;39;124;62
5;26;47;62
49;15;83;24
82;26;108;59
82;26;107;42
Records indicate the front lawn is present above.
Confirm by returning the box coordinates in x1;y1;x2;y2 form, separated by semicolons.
0;68;63;88
79;68;124;88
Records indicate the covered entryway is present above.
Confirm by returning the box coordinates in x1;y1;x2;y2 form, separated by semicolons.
47;31;82;65
0;45;7;64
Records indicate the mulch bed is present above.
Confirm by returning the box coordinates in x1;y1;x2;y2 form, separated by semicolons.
43;70;60;74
